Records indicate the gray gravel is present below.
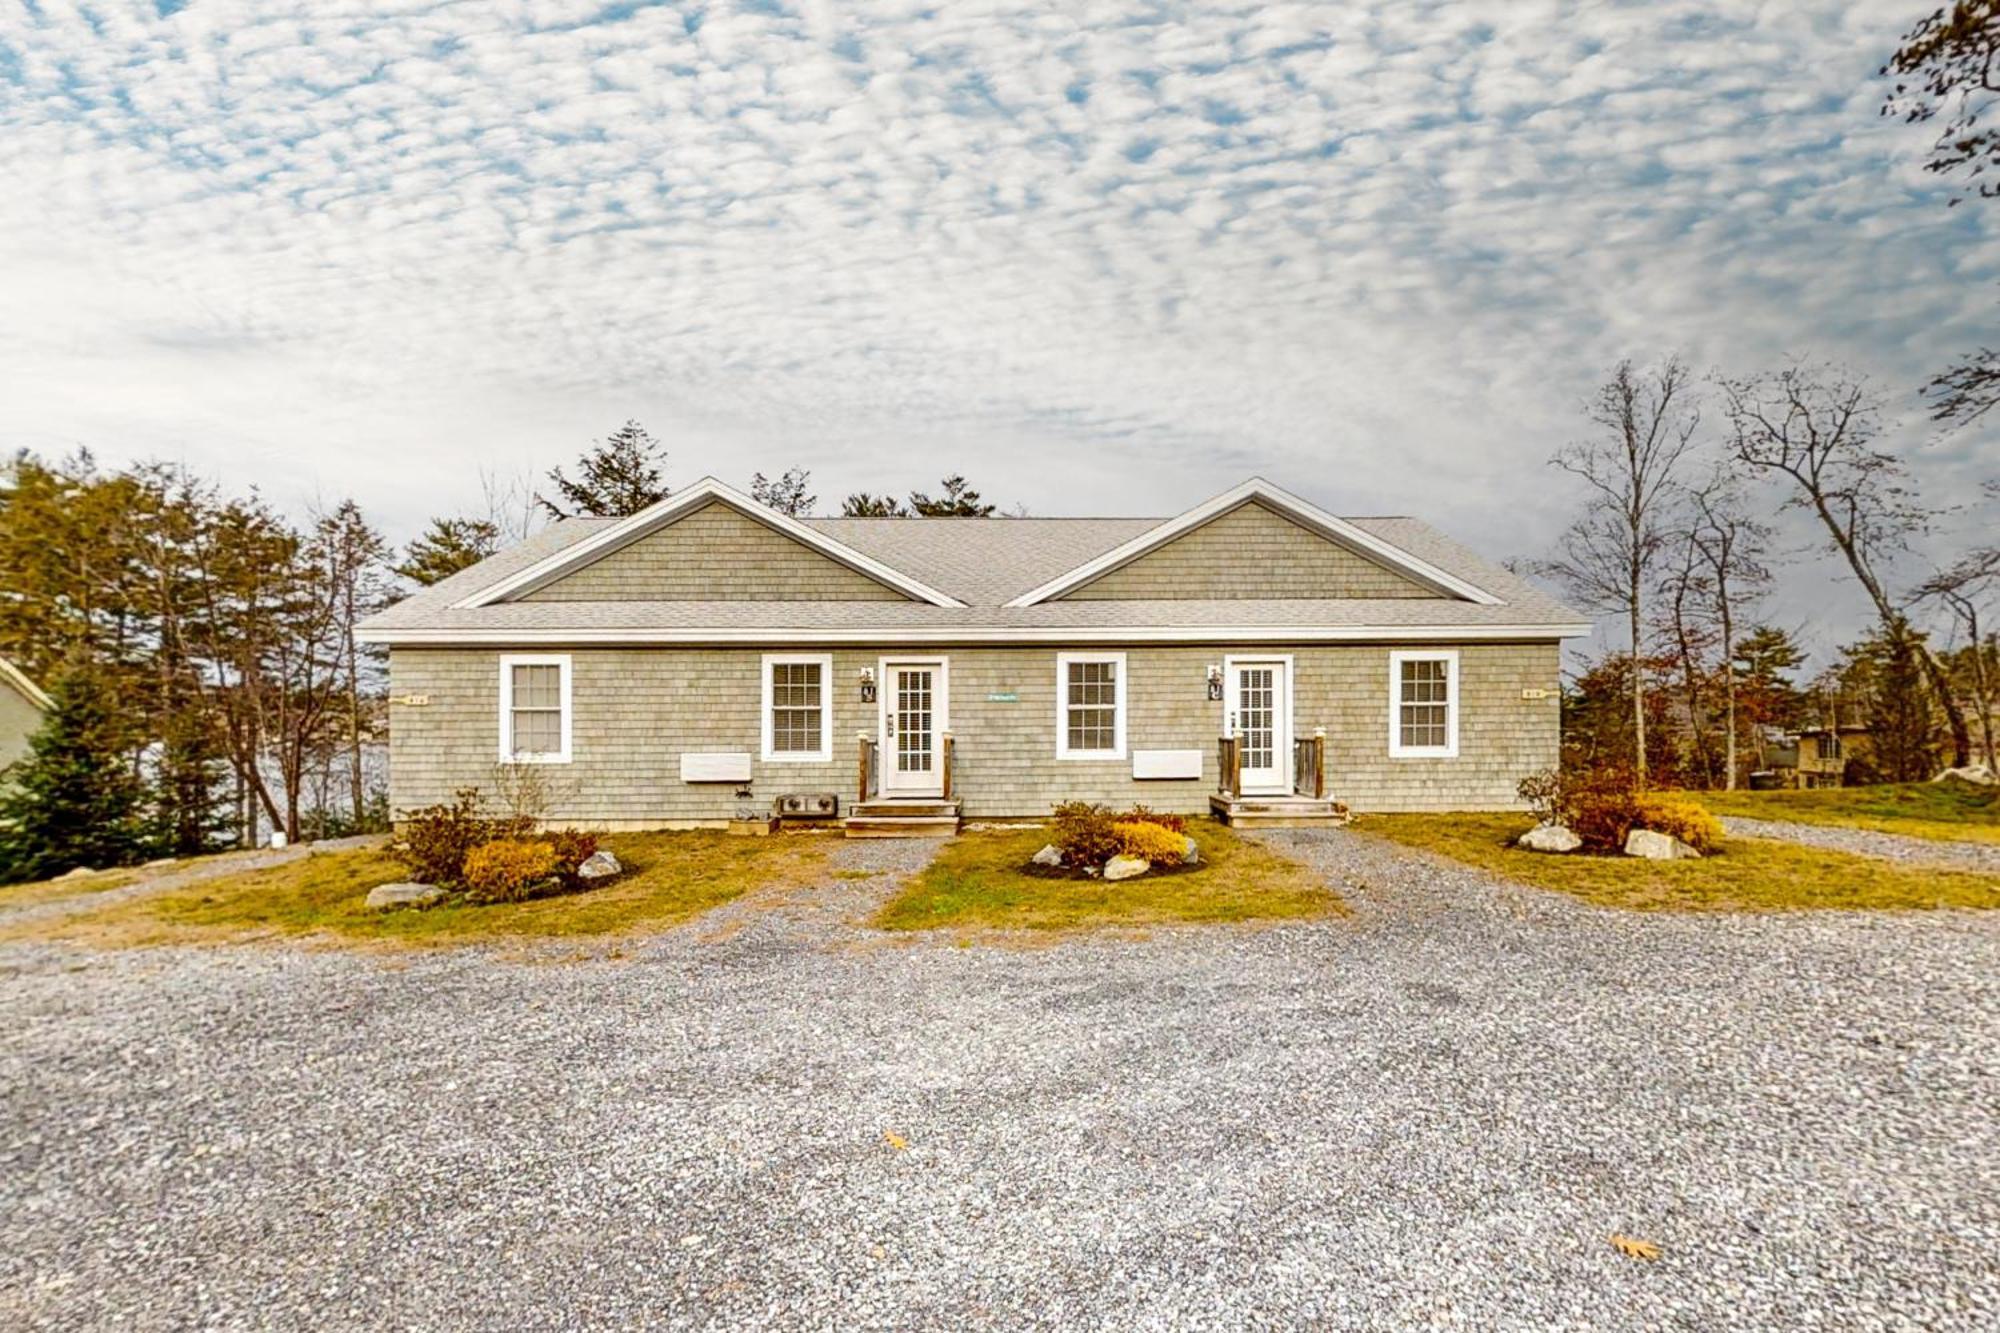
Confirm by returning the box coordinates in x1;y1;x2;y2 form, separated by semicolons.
1720;814;2000;873
3;828;1997;1330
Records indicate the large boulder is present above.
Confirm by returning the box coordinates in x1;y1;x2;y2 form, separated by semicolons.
1624;828;1701;861
577;850;623;882
1935;764;1996;786
1518;823;1582;854
1103;854;1150;882
1030;844;1063;868
366;883;446;911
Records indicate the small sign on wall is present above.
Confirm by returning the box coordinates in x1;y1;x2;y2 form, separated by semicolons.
391;693;431;707
1521;688;1551;701
986;691;1020;703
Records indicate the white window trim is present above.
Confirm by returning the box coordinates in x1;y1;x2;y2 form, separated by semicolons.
761;652;833;763
498;653;572;764
1388;650;1459;759
1055;651;1128;760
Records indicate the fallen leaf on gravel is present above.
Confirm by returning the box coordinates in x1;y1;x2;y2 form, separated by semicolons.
1610;1234;1661;1261
883;1131;908;1151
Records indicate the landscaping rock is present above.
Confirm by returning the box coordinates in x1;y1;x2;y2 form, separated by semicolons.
1030;844;1063;868
1624;828;1701;861
1935;763;1995;786
1103;854;1150;881
1517;823;1582;854
577;850;623;882
1181;836;1201;866
365;883;446;911
56;867;96;880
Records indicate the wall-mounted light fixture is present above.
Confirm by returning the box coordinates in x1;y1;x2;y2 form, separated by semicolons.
1206;663;1224;701
859;666;877;703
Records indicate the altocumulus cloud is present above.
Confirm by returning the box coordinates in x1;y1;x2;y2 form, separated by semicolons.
0;0;1993;650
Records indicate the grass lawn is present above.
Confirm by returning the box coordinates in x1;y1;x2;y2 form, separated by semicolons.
872;821;1344;933
2;831;832;949
0;868;139;909
1363;812;2000;912
1691;779;2000;846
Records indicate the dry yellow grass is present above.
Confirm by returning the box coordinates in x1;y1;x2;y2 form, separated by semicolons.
3;831;832;949
1363;812;2000;912
872;821;1344;932
1692;780;2000;847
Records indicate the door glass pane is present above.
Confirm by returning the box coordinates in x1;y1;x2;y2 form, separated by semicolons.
1238;667;1274;769
896;669;932;772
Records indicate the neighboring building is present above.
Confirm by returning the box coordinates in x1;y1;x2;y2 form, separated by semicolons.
0;657;52;771
358;478;1589;833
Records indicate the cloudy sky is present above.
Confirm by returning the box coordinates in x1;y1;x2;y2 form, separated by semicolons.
3;1;1995;657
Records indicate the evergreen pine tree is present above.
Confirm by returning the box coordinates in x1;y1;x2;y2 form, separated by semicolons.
395;517;499;585
539;421;669;518
1868;628;1940;782
0;669;146;882
908;474;996;517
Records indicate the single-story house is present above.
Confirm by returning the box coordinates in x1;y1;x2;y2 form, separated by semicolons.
358;477;1589;834
0;657;52;772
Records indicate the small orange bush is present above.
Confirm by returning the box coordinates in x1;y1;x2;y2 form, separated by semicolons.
1633;795;1723;854
1111;820;1187;865
1051;801;1121;867
1122;805;1187;834
462;838;560;905
1562;764;1644;852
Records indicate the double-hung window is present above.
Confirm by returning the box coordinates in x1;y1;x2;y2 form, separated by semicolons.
499;654;572;764
762;653;832;762
1056;652;1127;760
1388;650;1458;758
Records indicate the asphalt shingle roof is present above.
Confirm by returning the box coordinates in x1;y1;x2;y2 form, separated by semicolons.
363;511;1585;641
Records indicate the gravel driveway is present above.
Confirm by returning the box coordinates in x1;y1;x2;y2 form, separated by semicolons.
1719;814;2000;873
3;829;1996;1331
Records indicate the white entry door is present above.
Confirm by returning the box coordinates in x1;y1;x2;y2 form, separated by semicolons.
880;658;948;797
1227;658;1292;795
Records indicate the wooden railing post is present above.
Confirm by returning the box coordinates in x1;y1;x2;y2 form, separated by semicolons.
856;733;872;803
941;732;954;803
1313;726;1327;800
1229;737;1242;797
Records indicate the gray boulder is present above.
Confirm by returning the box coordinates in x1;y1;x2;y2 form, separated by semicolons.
1103;854;1150;882
1030;844;1063;868
1181;836;1201;866
1517;823;1582;854
1624;828;1701;861
365;882;446;911
577;850;623;882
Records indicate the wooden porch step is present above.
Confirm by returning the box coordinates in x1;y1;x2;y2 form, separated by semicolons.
844;799;963;839
1209;794;1349;828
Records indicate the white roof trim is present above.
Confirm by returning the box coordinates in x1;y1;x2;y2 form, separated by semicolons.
454;477;966;610
1002;478;1505;608
0;657;53;710
361;622;1592;647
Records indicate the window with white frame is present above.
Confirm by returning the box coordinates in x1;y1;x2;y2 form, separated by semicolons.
762;653;832;761
499;654;572;763
1816;733;1842;760
1388;651;1458;758
1056;652;1127;759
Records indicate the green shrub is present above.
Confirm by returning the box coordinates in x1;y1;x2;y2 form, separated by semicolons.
1050;801;1120;867
462;838;560;905
394;788;533;887
1633;795;1723;854
1112;820;1187;865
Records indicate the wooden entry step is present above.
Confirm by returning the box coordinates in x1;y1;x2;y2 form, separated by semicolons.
844;798;962;839
1208;793;1350;829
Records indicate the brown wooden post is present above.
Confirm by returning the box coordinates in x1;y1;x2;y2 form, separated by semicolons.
856;733;871;804
941;732;954;803
1230;737;1243;798
1313;726;1327;799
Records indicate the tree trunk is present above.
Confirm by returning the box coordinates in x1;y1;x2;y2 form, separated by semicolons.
1720;608;1738;790
1630;577;1647;786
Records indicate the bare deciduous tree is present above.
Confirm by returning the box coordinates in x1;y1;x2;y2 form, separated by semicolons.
1537;356;1702;782
1686;477;1773;788
1719;362;1973;767
1915;544;2000;772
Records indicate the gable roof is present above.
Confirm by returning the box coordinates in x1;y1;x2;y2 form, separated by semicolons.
360;480;1589;646
1005;479;1501;607
455;477;965;609
0;657;52;711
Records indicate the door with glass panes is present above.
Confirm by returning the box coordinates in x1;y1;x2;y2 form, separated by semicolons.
1226;658;1292;794
879;658;948;797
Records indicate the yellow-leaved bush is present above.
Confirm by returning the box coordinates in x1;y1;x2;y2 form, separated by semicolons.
462;838;560;904
1632;795;1723;855
1111;820;1188;866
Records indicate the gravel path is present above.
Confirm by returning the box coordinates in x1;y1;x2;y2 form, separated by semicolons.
1720;815;2000;873
3;828;1997;1330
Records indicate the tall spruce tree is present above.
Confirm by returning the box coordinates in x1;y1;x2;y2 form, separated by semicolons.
396;517;499;586
908;474;997;517
539;420;669;518
1867;626;1940;782
0;669;146;882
